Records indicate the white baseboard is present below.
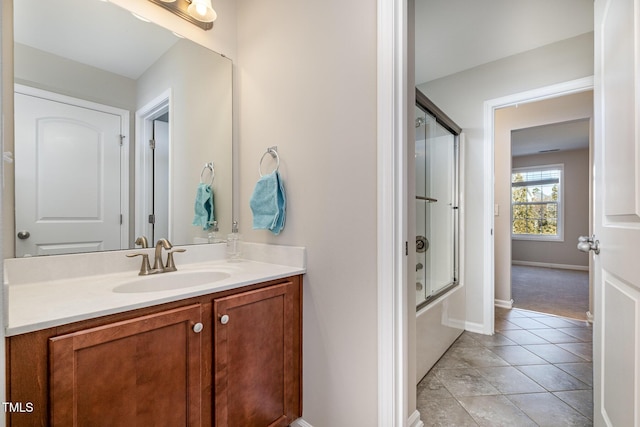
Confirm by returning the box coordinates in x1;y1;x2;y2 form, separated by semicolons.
495;299;514;309
408;410;424;427
464;320;486;334
290;418;313;427
512;260;589;271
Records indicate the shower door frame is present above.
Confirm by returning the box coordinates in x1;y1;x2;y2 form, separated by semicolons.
415;88;462;310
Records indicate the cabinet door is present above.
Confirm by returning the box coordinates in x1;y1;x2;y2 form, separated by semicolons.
214;280;302;427
49;304;203;426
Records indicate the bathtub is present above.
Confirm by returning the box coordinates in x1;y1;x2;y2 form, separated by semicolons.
415;283;466;382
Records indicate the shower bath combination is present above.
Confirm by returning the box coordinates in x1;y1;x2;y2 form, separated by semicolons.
414;88;460;309
414;87;464;383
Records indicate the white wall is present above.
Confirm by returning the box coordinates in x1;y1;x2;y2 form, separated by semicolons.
494;92;593;303
236;0;379;424
418;32;594;326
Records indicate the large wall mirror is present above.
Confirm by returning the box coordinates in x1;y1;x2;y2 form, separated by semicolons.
8;0;233;258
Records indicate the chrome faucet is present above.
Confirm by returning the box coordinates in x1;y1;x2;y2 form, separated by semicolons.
153;239;173;271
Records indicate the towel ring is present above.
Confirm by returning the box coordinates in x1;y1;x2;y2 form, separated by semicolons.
200;162;215;186
259;146;280;177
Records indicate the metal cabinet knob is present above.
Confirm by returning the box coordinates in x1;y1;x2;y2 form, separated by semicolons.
220;314;229;325
193;322;204;333
17;231;30;240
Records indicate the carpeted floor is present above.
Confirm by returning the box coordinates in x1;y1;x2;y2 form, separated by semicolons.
511;265;589;320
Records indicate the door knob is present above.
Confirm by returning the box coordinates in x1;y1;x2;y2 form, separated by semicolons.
577;235;600;254
17;231;30;240
220;314;229;325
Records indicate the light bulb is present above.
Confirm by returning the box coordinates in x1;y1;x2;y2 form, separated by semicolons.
187;0;217;23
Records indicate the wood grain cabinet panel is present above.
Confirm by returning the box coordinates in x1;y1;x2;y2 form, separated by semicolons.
49;304;203;427
214;279;302;427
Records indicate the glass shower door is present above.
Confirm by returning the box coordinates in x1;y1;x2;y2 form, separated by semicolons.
415;102;458;308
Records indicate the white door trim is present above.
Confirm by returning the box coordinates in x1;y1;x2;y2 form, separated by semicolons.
14;83;130;249
1;2;6;409
482;76;594;334
135;89;172;243
378;0;409;425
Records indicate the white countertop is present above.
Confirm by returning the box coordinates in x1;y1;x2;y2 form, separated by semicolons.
5;243;306;336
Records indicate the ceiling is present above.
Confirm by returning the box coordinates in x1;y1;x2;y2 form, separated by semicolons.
14;0;179;79
16;0;595;85
414;0;594;85
511;119;590;157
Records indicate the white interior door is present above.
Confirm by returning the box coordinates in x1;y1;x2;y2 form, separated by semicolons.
594;0;640;425
15;91;124;257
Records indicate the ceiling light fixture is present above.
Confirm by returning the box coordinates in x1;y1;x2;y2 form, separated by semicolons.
147;0;216;30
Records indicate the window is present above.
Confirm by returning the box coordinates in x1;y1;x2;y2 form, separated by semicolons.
511;164;563;241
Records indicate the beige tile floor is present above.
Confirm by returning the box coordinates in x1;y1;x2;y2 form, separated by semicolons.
417;307;593;426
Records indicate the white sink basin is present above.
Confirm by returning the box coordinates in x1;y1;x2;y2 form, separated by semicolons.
113;270;230;293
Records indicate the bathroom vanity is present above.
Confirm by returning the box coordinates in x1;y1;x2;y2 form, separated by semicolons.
4;244;305;427
5;1;304;424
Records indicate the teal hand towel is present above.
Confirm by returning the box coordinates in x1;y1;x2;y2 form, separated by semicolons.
250;170;286;235
192;183;215;230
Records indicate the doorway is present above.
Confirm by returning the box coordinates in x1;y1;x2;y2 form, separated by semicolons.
492;87;594;324
135;91;171;244
151;115;169;242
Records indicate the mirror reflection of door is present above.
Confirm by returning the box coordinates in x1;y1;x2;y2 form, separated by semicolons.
14;86;128;257
152;116;169;242
136;95;171;245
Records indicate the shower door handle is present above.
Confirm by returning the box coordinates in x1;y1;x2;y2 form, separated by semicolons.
577;235;600;254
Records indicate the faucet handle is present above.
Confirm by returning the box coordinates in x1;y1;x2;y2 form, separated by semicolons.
165;248;186;272
126;253;153;275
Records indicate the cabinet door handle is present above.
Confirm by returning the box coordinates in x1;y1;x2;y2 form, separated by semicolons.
193;322;204;333
220;314;229;325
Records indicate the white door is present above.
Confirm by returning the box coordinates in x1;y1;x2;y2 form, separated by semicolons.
594;0;640;425
15;92;124;257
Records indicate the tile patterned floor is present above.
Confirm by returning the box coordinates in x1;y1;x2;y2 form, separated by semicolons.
417;307;593;426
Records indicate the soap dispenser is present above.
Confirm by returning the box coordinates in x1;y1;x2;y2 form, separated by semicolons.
226;220;242;260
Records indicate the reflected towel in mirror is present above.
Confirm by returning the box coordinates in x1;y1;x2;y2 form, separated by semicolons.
192;183;215;230
250;170;286;235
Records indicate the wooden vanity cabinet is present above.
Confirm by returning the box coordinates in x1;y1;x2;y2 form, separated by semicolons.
49;304;204;426
5;276;302;427
213;279;302;427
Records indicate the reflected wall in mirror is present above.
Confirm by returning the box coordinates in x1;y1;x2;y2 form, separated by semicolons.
9;0;233;258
